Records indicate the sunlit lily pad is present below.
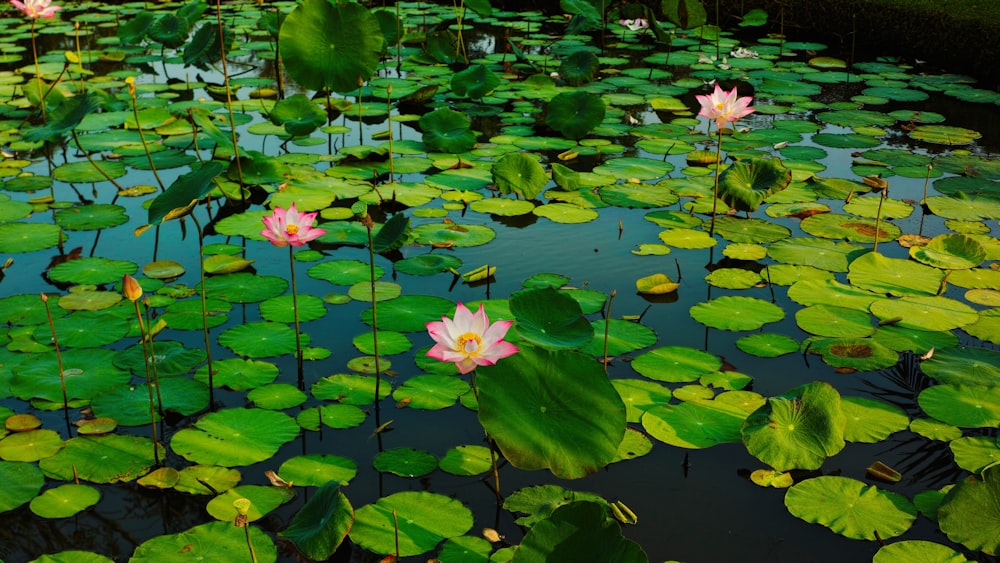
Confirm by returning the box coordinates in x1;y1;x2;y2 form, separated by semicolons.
705;268;762;289
33;311;130;348
131;521;276;562
632;346;721;383
807;337;899;370
938;465;1000;555
736;333;799;358
870;295;978;331
908;125;981;145
279;454;358;487
848;251;945;296
477;346;625;479
742;381;846;471
373;447;438;478
950;436;1000;474
392;375;469;410
395;254;463;276
712;216;790;243
841;396;908;443
515;501;646;562
917;384;1000;428
412;222;496;247
114;340;207;377
360;295;455;332
768;238;865;272
12;348;129;403
658;228;717;249
800;213;900;243
642;399;747;449
909;234;986;269
195;358;278;391
296;404;367;431
218;321;304;358
350;491;473;557
690;296;784;331
200;273;287;303
0;461;44;514
312;374;392;405
206;485;295;523
39;435;162;483
29;484;99;519
0;429;63;462
54;204;128;231
47;257;137;285
171;408;300;466
795;304;873;338
785;476;916;540
593;157;673;180
873;540;970;563
919;346;1000;386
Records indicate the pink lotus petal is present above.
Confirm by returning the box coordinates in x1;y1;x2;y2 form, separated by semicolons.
424;303;519;373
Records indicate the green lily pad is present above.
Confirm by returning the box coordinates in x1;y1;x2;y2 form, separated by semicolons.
908;125;981;145
206;485;295;523
373;447;438;477
768;238;865;272
361;295;455;332
918;384;1000;428
420;108;476;153
533;202;599;224
511;287;593;350
950;436;1000;474
841;396;908;443
195;358;279;391
477;346;625;479
412;222;496;247
690;296;784;331
392;374;469;410
657;228;717;249
736;333;800;358
870;296;978;331
438;445;493;476
131;521;276;562
311;373;392;405
54;204;129;231
795;304;874;338
29;484;100;518
47;257;138;286
742;381;846;471
395;254;463;276
248;383;307;410
492;152;548;200
546;90;606;139
583;319;657;357
296;404;367;431
848;251;945;296
632;346;721;383
718;157;792;212
218;321;304;358
114;340;207;377
705;268;762;289
514;501;646;563
279;454;358;487
807;337;899;370
800;213;900;243
0;461;44;513
593;157;673;180
873;541;970;563
308;260;383;286
350;491;473;557
909;234;986;269
711;216;791;243
937;465;1000;555
12;348;130;403
39;435;162;483
0;429;63;462
785;476;916;540
171;408;300;466
642;399;747;449
200;273;287;303
33;311;130;348
280;482;354;561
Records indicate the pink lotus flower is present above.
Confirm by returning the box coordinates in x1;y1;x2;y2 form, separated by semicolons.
426;303;518;374
695;84;755;130
260;203;326;247
11;0;61;19
619;18;648;31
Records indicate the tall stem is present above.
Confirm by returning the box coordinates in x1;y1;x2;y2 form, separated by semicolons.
41;293;69;433
289;246;304;387
709;127;723;236
469;371;501;502
30;20;46;121
190;212;215;410
133;299;160;466
365;219;382;422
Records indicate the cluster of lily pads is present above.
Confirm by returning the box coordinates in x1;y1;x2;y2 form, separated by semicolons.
1;0;1000;561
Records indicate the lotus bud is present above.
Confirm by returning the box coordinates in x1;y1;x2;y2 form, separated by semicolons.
40;292;48;303
122;274;143;302
233;497;251;527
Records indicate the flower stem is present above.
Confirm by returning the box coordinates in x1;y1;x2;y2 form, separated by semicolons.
30;20;46;122
41;293;68;433
289;246;303;387
470;371;502;502
133;299;160;466
709;127;723;236
244;526;258;563
190;211;215;410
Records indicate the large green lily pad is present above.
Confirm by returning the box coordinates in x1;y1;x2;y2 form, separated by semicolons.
171;408;300;466
350;491;473;557
785;476;916;540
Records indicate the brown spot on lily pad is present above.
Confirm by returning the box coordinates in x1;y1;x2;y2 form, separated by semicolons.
830;343;874;358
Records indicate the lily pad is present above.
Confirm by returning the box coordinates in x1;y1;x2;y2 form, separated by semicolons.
785;476;916;540
690;296;784;331
171;408;300;466
642;399;747;449
29;484;100;518
0;461;44;513
917;384;1000;428
937;465;1000;555
909;234;986;269
131;521;276;562
350;491;473;557
39;435;162;483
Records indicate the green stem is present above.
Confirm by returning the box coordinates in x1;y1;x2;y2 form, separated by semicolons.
709;127;723;236
30;20;46;121
244;525;258;563
41;294;67;420
133;299;160;466
289;246;303;386
190;212;215;410
469;371;502;502
127;83;166;191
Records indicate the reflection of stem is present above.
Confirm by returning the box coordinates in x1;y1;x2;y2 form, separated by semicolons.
215;0;245;198
41;293;69;433
289;246;304;388
30;20;46;121
364;217;382;428
709;127;723;236
190;212;215;410
133;299;160;466
602;289;616;373
127;79;166;191
387;84;394;183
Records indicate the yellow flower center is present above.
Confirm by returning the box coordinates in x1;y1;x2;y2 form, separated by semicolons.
715;102;726;110
456;332;482;355
285;224;300;235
